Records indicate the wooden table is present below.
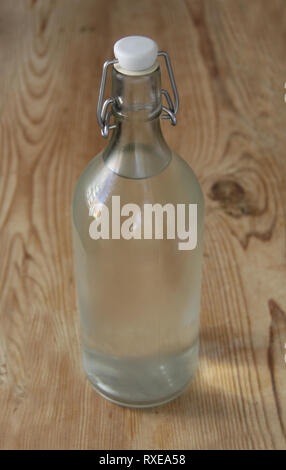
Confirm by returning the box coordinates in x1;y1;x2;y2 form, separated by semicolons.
0;0;285;450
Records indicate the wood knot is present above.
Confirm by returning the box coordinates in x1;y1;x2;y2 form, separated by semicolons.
209;179;250;217
210;180;245;205
205;146;276;248
209;179;265;218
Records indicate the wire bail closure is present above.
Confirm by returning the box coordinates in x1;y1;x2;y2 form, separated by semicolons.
97;52;179;138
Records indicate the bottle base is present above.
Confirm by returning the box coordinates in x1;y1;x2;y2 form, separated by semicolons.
86;372;196;408
83;340;199;408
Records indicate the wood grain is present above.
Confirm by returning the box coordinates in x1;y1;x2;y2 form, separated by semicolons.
0;0;286;449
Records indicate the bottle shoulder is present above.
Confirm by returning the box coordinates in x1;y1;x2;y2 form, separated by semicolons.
171;152;202;184
164;152;205;206
72;149;204;212
72;151;104;201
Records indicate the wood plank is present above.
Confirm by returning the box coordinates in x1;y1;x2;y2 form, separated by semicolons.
0;0;285;449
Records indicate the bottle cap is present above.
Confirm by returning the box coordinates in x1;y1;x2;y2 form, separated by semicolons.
113;36;158;74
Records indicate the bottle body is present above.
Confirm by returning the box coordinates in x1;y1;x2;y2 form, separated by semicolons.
73;149;204;407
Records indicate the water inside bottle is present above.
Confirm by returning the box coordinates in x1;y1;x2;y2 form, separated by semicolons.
73;149;204;407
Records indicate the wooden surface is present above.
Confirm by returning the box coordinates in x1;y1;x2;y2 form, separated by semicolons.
0;0;286;450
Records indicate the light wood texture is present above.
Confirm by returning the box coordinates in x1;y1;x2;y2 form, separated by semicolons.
0;0;285;450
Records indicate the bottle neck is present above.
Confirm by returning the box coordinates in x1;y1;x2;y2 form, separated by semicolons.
102;66;172;179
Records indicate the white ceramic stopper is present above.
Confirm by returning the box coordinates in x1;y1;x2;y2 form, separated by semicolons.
113;36;158;74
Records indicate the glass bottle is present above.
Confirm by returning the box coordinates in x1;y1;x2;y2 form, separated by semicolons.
72;36;204;407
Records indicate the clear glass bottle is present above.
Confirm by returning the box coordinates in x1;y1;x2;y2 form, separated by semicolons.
72;36;204;407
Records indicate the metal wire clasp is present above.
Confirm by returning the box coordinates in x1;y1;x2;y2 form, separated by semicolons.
157;51;179;126
97;52;179;138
